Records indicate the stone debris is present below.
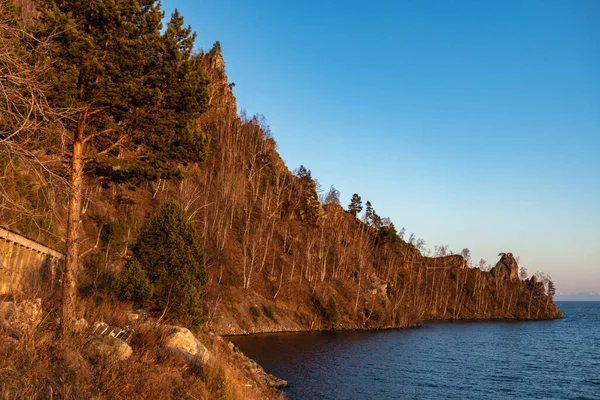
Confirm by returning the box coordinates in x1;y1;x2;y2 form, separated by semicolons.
229;341;288;389
125;309;148;323
90;321;134;343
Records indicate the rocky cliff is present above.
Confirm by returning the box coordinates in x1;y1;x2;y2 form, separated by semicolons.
491;253;520;281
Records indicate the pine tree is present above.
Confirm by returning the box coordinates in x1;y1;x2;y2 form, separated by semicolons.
547;280;556;299
348;193;363;217
364;200;381;228
31;1;210;332
295;165;320;224
133;200;207;328
365;201;373;222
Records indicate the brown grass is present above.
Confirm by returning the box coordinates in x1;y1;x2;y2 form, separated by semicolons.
0;300;283;400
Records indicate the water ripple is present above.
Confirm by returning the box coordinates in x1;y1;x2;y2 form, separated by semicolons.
231;302;600;400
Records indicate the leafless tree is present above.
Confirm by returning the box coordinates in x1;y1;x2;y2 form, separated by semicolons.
1;5;71;236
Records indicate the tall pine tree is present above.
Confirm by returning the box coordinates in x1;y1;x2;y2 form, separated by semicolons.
348;193;363;217
295;165;320;224
34;1;211;332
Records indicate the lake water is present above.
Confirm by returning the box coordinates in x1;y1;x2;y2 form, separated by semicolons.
230;302;600;399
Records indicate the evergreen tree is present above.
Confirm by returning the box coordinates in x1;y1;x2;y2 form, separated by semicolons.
31;1;210;332
547;280;556;299
364;200;381;228
371;212;382;229
376;222;398;245
348;193;363;217
133;200;207;328
365;200;373;223
295;165;320;224
112;259;153;307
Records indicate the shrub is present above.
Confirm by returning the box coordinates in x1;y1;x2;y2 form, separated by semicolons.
262;305;277;323
112;259;153;307
249;306;261;322
324;296;339;325
370;308;383;322
133;200;207;328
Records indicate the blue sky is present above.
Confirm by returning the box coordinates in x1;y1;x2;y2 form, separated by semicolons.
162;0;600;293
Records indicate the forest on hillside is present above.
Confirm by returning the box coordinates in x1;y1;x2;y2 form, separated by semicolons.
1;0;561;340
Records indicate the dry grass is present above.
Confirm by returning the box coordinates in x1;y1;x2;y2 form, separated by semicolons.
0;298;283;400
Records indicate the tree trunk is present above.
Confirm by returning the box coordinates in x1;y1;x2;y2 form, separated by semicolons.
61;132;84;335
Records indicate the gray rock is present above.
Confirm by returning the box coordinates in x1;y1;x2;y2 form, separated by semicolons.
159;325;211;366
87;336;133;361
125;309;147;323
74;318;89;332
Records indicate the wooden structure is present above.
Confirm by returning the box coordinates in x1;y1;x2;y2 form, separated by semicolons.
0;228;64;295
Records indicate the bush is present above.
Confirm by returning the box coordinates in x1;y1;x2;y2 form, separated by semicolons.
249;306;261;322
370;308;383;322
324;296;339;325
112;259;153;307
262;305;277;323
133;200;207;328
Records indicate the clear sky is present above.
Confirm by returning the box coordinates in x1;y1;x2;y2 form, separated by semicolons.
161;0;600;294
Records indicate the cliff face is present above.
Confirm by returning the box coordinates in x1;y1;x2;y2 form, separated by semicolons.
491;253;520;281
191;51;561;334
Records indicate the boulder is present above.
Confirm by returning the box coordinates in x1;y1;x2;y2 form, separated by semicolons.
87;336;132;361
0;298;43;336
266;374;288;389
160;326;211;365
74;318;89;332
490;253;519;280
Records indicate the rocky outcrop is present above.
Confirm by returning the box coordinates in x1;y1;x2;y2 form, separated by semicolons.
226;340;287;389
202;42;237;116
528;275;545;294
369;274;388;299
490;252;519;280
425;255;468;269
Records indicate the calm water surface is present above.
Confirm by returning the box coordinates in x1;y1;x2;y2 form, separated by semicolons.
230;302;599;399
